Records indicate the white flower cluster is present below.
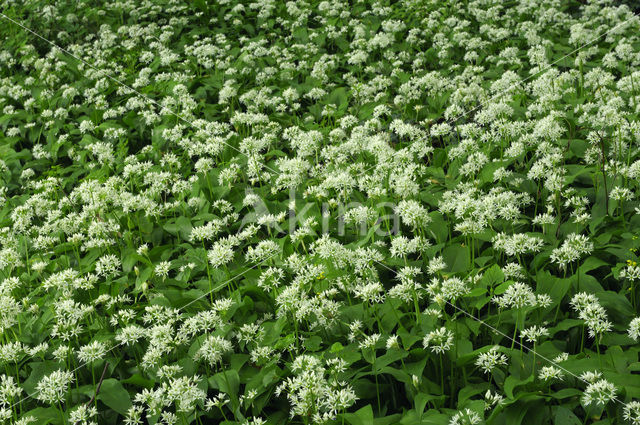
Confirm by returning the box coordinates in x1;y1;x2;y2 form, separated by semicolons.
492;232;544;257
550;234;593;271
275;355;357;422
35;370;74;405
1;0;639;422
423;327;454;354
475;346;508;375
493;282;551;310
570;293;612;340
581;379;617;407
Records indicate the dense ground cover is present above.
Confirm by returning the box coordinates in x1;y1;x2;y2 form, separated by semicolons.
1;0;640;424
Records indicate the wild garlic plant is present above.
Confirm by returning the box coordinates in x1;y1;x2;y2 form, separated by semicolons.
0;0;640;424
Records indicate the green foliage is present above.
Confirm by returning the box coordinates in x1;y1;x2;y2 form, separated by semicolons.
0;0;640;424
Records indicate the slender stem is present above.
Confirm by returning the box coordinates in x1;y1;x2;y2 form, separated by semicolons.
78;362;109;424
598;134;609;214
532;342;537;378
439;354;444;400
373;351;381;416
202;241;213;303
596;338;602;370
413;291;421;326
58;402;66;425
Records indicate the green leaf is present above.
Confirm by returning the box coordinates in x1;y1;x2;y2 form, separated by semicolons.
504;374;534;399
210;369;240;399
20;407;59;425
580;256;607;273
327;87;349;108
457;385;486;407
331;342;344;353
550;388;582;400
373;349;408;372
245;363;281;395
442;243;470;273
554;406;581;425
122;374;155;389
536;270;572;308
97;379;132;416
481;264;505;287
426;212;448;243
418;412;451;425
304;335;322;351
549;319;583;335
174;216;193;240
596;291;634;321
412;391;431;419
343;404;374;425
466;287;486;297
375;414;404;425
23;361;61;396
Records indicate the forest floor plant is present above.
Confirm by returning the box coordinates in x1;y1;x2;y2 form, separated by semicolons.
1;0;640;424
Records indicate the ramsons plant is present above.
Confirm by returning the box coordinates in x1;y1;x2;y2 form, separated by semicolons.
0;0;640;424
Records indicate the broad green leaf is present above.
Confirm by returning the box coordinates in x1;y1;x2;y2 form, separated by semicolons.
442;243;470;273
97;379;132;416
343;404;374;425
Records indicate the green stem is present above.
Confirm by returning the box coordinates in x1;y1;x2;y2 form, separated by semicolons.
439;354;444;400
373;351;381;416
532;342;537;378
202;241;213;303
413;291;421;326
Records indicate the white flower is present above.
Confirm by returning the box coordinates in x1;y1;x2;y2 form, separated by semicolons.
77;340;107;364
35;370;74;405
610;186;635;202
492;232;544;257
484;390;504;411
395;200;431;229
386;335;400;350
423;327;454;354
358;333;381;351
427;256;447;275
0;375;22;405
194;335;233;366
475;346;508;374
154;261;171;280
624;401;640;425
579;370;602;384
208;241;236;268
449;408;482;425
550;233;593;271
493;282;537;309
245;240;279;263
582;379;617;406
276;355;356;422
628;317;640;341
95;254;121;277
69;404;98;424
538;366;564;382
520;325;549;344
553;352;569;363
